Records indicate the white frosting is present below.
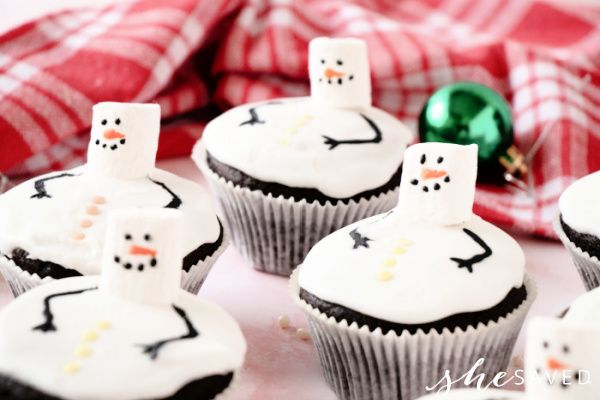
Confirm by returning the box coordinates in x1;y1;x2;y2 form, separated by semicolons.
564;287;600;322
525;317;600;399
0;276;246;400
203;98;412;198
416;389;523;399
397;143;478;226
0;102;221;275
559;170;600;237
298;142;524;324
202;36;413;199
308;37;371;109
298;212;524;324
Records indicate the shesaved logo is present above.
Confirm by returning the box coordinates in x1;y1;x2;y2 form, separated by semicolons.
425;358;591;393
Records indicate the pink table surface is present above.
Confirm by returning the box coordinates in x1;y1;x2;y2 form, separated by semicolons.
0;157;586;399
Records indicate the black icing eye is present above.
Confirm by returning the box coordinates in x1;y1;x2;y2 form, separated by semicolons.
336;59;343;66
437;156;444;164
101;119;107;126
144;234;152;241
115;118;121;125
320;59;325;64
444;176;450;183
124;234;132;241
563;345;570;354
420;154;426;164
543;341;549;349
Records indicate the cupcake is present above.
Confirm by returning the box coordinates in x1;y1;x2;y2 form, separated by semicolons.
292;142;535;400
0;102;227;296
416;317;599;399
0;208;245;400
555;172;600;290
193;37;413;276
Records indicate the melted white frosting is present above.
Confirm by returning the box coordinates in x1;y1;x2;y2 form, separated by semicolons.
202;97;413;199
298;210;525;324
565;287;600;321
0;276;246;400
0;167;221;275
559;171;600;238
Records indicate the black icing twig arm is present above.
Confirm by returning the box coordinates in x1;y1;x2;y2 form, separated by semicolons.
349;228;371;249
322;113;383;150
239;101;283;126
148;178;182;209
31;173;79;199
138;305;199;360
33;287;98;332
450;228;493;273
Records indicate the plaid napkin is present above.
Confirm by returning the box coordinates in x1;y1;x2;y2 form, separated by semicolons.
1;0;599;237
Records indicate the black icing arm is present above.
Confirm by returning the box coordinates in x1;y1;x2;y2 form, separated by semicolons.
148;178;182;209
31;172;79;199
450;228;492;273
139;305;199;360
239;101;282;127
349;228;371;249
33;287;98;332
322;113;383;150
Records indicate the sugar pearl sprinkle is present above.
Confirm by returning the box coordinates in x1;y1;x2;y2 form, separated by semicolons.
296;328;310;341
376;237;413;282
278;315;290;330
72;195;107;242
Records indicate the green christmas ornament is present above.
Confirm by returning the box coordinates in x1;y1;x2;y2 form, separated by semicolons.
419;82;527;184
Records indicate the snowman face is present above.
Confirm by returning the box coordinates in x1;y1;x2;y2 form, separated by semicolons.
308;37;371;109
526;318;599;398
397;143;478;226
87;102;161;179
100;208;183;306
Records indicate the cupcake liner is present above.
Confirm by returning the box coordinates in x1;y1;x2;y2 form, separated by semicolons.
0;235;228;297
290;270;536;400
193;143;399;277
553;216;600;291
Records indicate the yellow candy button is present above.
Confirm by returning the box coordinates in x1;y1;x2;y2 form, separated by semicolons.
97;320;111;330
64;362;80;374
377;270;394;282
75;345;92;358
82;330;98;342
383;258;397;268
393;247;406;255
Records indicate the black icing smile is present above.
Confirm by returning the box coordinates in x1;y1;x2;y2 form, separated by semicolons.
409;153;451;193
94;117;126;151
114;232;157;272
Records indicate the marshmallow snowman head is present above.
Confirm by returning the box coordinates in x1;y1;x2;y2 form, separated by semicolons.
100;208;182;306
397;142;478;226
525;317;600;399
87;102;160;179
308;37;371;109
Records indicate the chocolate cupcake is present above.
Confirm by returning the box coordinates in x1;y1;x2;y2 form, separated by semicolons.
555;172;600;290
0;209;245;400
292;143;535;400
417;317;599;399
0;102;227;296
193;37;413;276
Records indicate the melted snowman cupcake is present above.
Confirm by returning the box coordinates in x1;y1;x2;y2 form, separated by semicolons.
0;102;226;296
194;37;413;276
555;173;600;290
0;208;245;400
416;317;600;399
292;142;535;400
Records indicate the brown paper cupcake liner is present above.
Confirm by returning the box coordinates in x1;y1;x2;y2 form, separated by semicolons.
0;235;228;297
553;216;600;291
290;270;536;400
193;143;399;277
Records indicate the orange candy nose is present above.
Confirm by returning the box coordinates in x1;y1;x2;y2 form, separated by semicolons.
421;169;448;180
546;357;569;371
129;245;157;257
324;68;345;79
103;129;126;140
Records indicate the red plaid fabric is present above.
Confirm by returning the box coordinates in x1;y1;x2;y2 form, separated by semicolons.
1;0;600;237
